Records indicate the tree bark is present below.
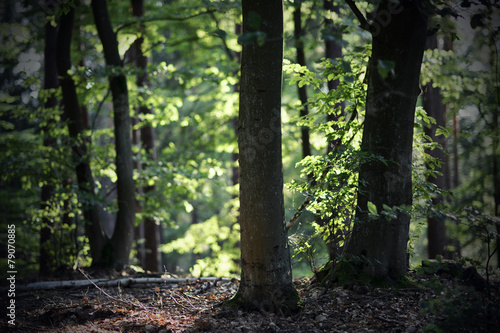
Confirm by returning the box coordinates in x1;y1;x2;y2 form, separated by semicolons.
324;0;344;149
91;0;136;269
232;0;299;312
293;1;311;159
322;0;345;260
423;34;448;259
493;104;500;268
131;0;161;273
345;0;429;280
56;7;107;265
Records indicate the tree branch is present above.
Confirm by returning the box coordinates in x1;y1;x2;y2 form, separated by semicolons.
344;0;371;32
115;9;216;34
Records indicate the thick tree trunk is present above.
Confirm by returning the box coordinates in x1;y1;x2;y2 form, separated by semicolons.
232;0;299;312
91;0;136;269
56;7;107;265
346;1;429;280
39;16;59;277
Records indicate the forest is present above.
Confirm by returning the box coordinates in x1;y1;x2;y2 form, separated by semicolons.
1;0;499;332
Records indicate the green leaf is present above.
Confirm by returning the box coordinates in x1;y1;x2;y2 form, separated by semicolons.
63;5;70;15
367;201;377;215
213;29;227;40
435;126;451;137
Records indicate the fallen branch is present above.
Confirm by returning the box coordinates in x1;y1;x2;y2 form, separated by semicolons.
78;268;151;310
12;275;234;291
374;315;404;326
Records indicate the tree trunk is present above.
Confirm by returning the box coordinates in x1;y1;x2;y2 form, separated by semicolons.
451;114;460;189
489;32;500;268
493;104;500;268
322;0;345;260
39;14;59;277
91;0;136;269
293;1;311;159
423;34;449;259
423;84;448;259
345;1;429;280
231;0;299;312
131;0;161;272
56;7;107;265
324;0;344;149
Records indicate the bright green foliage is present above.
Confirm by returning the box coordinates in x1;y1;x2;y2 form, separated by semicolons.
0;104;82;274
161;199;240;277
411;107;450;206
0;0;244;274
418;5;499;267
282;37;449;272
284;48;368;263
1;0;499;278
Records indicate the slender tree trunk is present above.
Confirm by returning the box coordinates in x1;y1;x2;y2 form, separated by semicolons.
231;0;299;312
131;117;145;267
489;30;500;268
293;1;311;159
131;0;161;272
56;7;107;265
39;14;59;277
345;1;429;280
324;0;344;152
493;106;500;267
91;0;136;269
423;34;448;259
452;114;460;189
322;0;345;260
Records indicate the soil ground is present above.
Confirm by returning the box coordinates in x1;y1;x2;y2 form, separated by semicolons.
1;268;499;332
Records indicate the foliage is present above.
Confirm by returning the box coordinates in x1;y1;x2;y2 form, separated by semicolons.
1;0;499;278
419;2;500;268
284;48;368;263
283;45;452;273
417;256;499;333
161;199;240;277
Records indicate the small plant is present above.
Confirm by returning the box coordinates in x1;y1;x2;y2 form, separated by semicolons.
417;251;499;332
419;277;494;332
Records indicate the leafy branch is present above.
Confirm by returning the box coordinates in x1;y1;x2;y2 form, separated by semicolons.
115;9;216;34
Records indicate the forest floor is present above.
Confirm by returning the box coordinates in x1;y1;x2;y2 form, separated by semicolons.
1;266;499;333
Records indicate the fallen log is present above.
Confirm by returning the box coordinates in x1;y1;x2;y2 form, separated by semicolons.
4;276;235;292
